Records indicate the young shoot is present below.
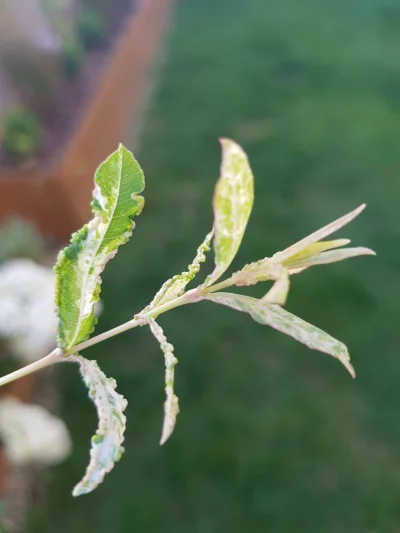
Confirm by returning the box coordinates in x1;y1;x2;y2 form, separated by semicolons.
0;140;375;496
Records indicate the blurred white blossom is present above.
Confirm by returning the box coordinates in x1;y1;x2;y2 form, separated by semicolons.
0;259;57;363
0;258;103;363
0;396;72;465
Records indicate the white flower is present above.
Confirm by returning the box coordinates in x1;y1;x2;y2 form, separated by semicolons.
0;396;72;465
0;259;57;362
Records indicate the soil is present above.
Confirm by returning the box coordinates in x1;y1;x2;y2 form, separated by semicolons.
0;0;137;170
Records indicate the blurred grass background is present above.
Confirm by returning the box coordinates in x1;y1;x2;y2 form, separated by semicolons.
32;0;400;531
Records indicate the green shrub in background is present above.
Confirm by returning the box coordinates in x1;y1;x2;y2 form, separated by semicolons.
78;7;106;50
0;217;45;264
1;109;41;164
61;37;85;79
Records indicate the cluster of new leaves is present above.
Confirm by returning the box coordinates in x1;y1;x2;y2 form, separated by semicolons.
0;139;374;497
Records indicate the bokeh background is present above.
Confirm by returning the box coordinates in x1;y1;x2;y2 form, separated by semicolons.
1;0;400;531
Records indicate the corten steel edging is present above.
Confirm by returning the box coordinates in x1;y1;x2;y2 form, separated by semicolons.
0;0;175;242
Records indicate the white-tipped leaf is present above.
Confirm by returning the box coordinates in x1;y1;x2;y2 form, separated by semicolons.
288;247;376;272
149;230;214;309
206;292;355;378
55;144;145;351
262;269;290;305
273;205;366;264
70;355;127;496
146;318;179;444
205;139;254;286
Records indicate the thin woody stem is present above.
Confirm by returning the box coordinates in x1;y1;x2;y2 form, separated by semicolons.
201;276;236;294
0;349;63;388
0;275;237;388
68;291;194;354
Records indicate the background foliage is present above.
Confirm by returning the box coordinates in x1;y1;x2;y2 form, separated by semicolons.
32;0;400;531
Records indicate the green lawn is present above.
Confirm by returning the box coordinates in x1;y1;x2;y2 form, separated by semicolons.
32;0;400;531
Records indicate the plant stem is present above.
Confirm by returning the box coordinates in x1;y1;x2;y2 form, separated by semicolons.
202;276;235;294
0;275;237;388
0;349;63;388
69;317;143;354
68;291;193;354
69;277;236;354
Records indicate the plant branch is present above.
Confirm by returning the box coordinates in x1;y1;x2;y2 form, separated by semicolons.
0;348;63;388
201;276;236;294
0;276;237;389
68;291;195;354
69;275;236;355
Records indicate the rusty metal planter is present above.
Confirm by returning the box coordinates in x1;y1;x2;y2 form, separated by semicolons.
0;0;174;242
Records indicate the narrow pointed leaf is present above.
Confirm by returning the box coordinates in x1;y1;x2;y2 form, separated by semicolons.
70;355;127;496
206;292;355;377
146;319;179;444
55;145;145;351
205;139;254;286
282;239;350;265
273;205;366;264
288;247;375;272
149;230;213;309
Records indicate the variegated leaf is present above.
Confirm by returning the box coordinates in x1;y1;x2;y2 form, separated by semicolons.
148;230;213;310
206;292;355;377
70;355;127;496
273;204;366;264
55;144;145;351
281;239;350;265
205;139;254;286
233;261;290;304
288;247;375;273
233;259;284;287
146;318;179;445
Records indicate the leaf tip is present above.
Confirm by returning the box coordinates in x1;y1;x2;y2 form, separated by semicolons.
218;137;246;155
340;353;356;379
159;395;179;446
354;203;367;216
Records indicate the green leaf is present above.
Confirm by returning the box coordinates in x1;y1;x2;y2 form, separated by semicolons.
287;247;376;273
146;318;179;445
282;238;350;265
70;355;127;496
273;204;366;264
148;230;213;309
205;139;254;286
205;292;355;377
55;144;145;351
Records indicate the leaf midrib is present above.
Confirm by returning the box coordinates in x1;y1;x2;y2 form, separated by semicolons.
68;152;123;349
